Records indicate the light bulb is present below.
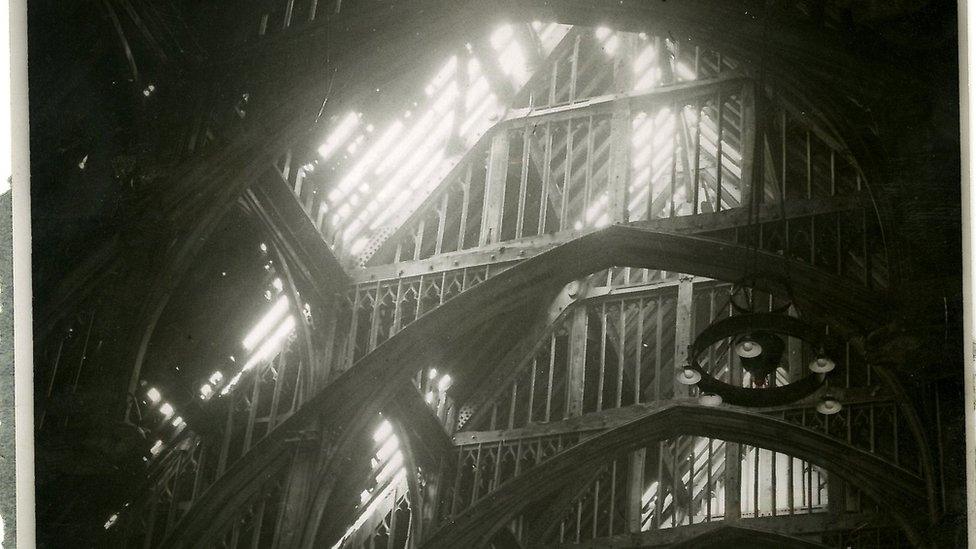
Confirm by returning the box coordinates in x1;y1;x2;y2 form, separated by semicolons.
735;338;763;358
676;367;702;385
809;356;835;374
816;396;842;415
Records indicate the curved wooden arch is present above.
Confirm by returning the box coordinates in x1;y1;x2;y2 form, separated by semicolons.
160;225;889;547
422;402;927;548
292;227;896;547
445;275;940;544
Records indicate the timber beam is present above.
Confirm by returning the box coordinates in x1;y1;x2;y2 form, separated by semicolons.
452;389;894;447
248;169;351;292
558;512;893;548
352;231;577;283
501;72;748;128
578;275;712;301
350;194;869;283
631;193;870;234
386;384;454;473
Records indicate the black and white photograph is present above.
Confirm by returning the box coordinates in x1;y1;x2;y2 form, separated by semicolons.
5;0;976;547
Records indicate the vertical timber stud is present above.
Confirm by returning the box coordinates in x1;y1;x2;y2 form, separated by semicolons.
673;276;695;397
274;447;317;548
828;472;846;514
566;304;588;417
787;306;803;383
607;34;634;224
725;442;742;521
726;292;742;522
607;108;631;224
739;80;758;209
481;131;510;245
316;305;338;390
626;449;646;533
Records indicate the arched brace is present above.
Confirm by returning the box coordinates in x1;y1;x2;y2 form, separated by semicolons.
266;241;317;402
385;414;433;547
459;284;582;432
387;385;456;475
521;465;605;547
422;403;929;549
243;181;349;402
459;274;876;438
298;408;422;549
859;321;956;531
519;432;895;547
295;401;408;547
162;337;450;547
163;226;889;547
173;446;296;548
43;67;323;420
392;424;426;547
107;163;341;481
382;384;459;546
303;383;461;548
121;161;288;421
865;350;942;528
